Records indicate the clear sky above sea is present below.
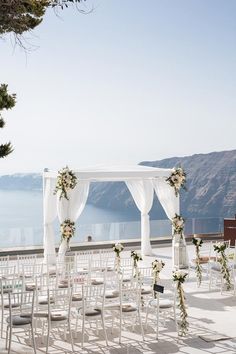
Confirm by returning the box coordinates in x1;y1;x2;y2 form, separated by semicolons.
0;0;236;174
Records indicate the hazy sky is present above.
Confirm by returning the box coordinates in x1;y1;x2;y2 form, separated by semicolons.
0;0;236;174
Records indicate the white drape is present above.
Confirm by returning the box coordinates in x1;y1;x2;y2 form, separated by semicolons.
43;178;57;265
152;177;179;218
126;180;154;256
153;177;188;267
57;180;90;258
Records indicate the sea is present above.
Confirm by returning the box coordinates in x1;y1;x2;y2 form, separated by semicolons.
0;190;223;249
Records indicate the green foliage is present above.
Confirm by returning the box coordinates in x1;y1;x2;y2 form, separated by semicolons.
0;84;16;110
0;143;13;158
0;84;16;159
0;0;49;36
0;0;86;37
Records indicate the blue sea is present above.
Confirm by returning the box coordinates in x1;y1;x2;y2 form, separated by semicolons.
0;190;223;249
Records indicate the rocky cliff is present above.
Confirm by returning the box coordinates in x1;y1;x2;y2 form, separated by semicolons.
1;149;236;218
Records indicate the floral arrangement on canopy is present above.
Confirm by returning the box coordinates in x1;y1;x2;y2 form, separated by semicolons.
54;166;77;200
60;219;75;244
166;167;186;197
113;243;124;272
152;259;165;285
192;236;203;286
131;250;142;278
173;270;188;336
172;213;185;236
213;241;232;290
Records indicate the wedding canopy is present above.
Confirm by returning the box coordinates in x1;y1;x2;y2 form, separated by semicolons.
43;165;180;264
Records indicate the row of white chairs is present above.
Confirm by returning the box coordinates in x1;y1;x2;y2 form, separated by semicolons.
189;239;236;293
1;263;178;353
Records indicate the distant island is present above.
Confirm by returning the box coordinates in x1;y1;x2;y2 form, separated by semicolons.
1;149;236;219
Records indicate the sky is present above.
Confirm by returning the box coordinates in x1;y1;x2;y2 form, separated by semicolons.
0;0;236;174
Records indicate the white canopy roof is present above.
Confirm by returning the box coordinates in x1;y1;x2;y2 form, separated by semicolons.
43;164;183;264
44;165;174;181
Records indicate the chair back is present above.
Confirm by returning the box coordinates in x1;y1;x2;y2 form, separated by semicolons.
0;256;9;267
48;287;72;322
8;290;35;325
82;282;106;314
138;266;153;286
17;254;36;274
0;265;16;278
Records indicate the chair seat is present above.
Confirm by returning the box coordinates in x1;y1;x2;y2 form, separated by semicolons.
104;303;120;310
122;304;137;312
25;283;40;291
51;310;68;321
4;302;20;309
58;279;71;288
122;277;131;283
105;290;119;299
38;296;55;305
210;263;221;272
79;307;102;317
72;293;83;302
149;298;174;309
6;315;31;326
34;311;48;318
141;287;152;295
91;278;104;285
43;269;56;276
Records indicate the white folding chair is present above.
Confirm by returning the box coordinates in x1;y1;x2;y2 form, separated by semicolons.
145;279;177;339
116;277;144;343
44;287;74;353
17;254;36;275
0;277;23;338
76;283;108;348
5;290;36;354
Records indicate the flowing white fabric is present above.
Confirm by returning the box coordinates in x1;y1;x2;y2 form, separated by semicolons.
57;180;90;259
126;180;154;256
152;177;179;218
43;178;57;265
153;177;188;267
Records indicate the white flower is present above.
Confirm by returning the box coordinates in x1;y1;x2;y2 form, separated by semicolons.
195;238;202;246
174;270;188;279
152;259;165;272
113;243;124;254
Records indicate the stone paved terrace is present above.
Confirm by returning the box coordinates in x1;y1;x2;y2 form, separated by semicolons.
1;241;236;354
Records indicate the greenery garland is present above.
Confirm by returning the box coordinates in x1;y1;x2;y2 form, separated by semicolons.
192;237;203;286
60;219;75;243
54;166;77;200
152;259;165;285
131;250;142;278
166;167;186;196
213;242;232;290
173;270;189;336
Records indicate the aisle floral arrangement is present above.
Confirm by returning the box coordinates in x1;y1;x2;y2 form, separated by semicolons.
54;166;77;200
173;270;189;336
131;250;142;278
166;167;186;196
152;259;165;285
172;214;185;236
60;219;75;243
113;243;124;272
213;241;232;290
192;236;203;286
